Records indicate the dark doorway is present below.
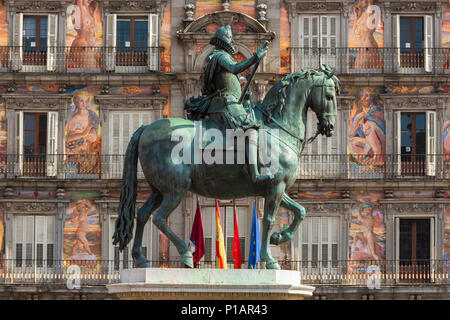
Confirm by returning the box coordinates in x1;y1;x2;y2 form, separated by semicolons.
400;17;424;69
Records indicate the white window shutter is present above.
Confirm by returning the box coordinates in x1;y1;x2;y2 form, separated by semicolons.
394;217;400;282
46;111;58;176
430;217;435;282
10;13;23;71
148;13;159;71
394;111;401;176
46;14;58;72
426;110;436;176
392;15;400;72
105;14;117;71
424;15;433;73
15;111;23;175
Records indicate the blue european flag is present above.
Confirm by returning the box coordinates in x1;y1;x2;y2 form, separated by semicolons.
248;202;261;269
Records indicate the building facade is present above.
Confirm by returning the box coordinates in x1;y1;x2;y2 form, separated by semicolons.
0;0;448;300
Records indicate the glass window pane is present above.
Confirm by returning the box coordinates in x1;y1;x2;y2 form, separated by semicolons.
39;17;48;51
134;19;148;51
117;19;131;52
23;17;36;52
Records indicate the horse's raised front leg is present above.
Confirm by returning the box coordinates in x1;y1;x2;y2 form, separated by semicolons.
132;191;163;268
260;184;285;270
270;192;305;245
152;192;194;268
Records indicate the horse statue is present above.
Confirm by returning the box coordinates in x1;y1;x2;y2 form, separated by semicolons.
113;66;340;270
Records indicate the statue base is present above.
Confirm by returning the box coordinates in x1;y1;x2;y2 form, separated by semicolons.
107;268;315;300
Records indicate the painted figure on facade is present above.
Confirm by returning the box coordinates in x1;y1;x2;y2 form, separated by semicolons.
444;108;450;160
351;0;381;69
348;87;385;166
70;199;95;257
65;90;100;173
186;25;272;183
351;203;382;261
67;0;99;68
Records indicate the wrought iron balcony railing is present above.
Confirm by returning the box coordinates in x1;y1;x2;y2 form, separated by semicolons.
1;46;164;73
0;259;447;286
289;47;450;75
0;154;448;180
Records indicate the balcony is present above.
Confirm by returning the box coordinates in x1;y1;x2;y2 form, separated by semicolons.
289;47;450;75
0;259;447;287
0;154;448;180
1;46;164;73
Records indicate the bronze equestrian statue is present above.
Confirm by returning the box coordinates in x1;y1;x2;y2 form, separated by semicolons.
113;25;340;270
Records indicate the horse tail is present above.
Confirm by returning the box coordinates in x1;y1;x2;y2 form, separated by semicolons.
112;125;147;250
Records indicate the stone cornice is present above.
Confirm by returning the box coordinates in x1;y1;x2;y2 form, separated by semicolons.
95;95;167;110
6;0;71;13
285;0;343;16
390;1;437;13
100;0;168;14
379;94;447;110
2;94;72;111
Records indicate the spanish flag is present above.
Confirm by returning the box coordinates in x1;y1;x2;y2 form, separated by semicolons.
215;200;228;269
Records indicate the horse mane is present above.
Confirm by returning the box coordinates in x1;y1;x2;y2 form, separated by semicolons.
260;69;340;123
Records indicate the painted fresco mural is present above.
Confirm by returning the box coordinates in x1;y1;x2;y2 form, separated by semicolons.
66;0;103;70
230;0;256;18
65;87;102;176
348;87;386;173
444;86;450;163
390;86;434;94
0;206;4;268
443;4;450;71
280;0;290;74
349;192;386;262
297;191;342;200
0;0;7;68
161;0;171;73
348;0;383;70
64;192;101;268
196;0;255;18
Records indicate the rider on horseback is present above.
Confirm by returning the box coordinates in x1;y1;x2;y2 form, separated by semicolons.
185;25;273;183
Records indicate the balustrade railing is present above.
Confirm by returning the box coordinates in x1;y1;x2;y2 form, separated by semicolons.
0;153;448;179
289;47;450;74
0;259;447;286
2;46;164;73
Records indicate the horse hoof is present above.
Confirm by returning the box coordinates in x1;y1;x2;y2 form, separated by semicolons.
135;259;151;268
265;261;281;270
182;251;194;268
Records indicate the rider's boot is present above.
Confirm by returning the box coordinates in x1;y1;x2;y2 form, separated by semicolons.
247;129;274;183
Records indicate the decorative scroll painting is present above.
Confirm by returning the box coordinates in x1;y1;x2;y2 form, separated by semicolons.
390;86;434;94
297;191;342;200
64;87;102;177
348;0;384;70
444;90;450;165
0;102;5;173
349;192;385;263
280;0;290;74
66;0;103;70
348;87;385;175
161;0;171;73
64;192;101;268
279;211;291;270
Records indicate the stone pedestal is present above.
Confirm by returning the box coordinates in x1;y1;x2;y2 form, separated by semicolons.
107;268;315;300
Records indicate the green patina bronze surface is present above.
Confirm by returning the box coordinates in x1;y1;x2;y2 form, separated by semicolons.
112;25;340;270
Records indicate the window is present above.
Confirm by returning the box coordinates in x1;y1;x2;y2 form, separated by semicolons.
298;109;339;178
108;112;155;178
393;15;433;72
15;111;58;177
10;13;58;72
203;205;247;268
109;216;153;270
394;111;435;176
395;217;435;283
296;15;339;70
300;216;339;269
105;13;159;72
14;215;55;268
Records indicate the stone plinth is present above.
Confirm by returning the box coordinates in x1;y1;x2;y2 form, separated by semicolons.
107;268;315;300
